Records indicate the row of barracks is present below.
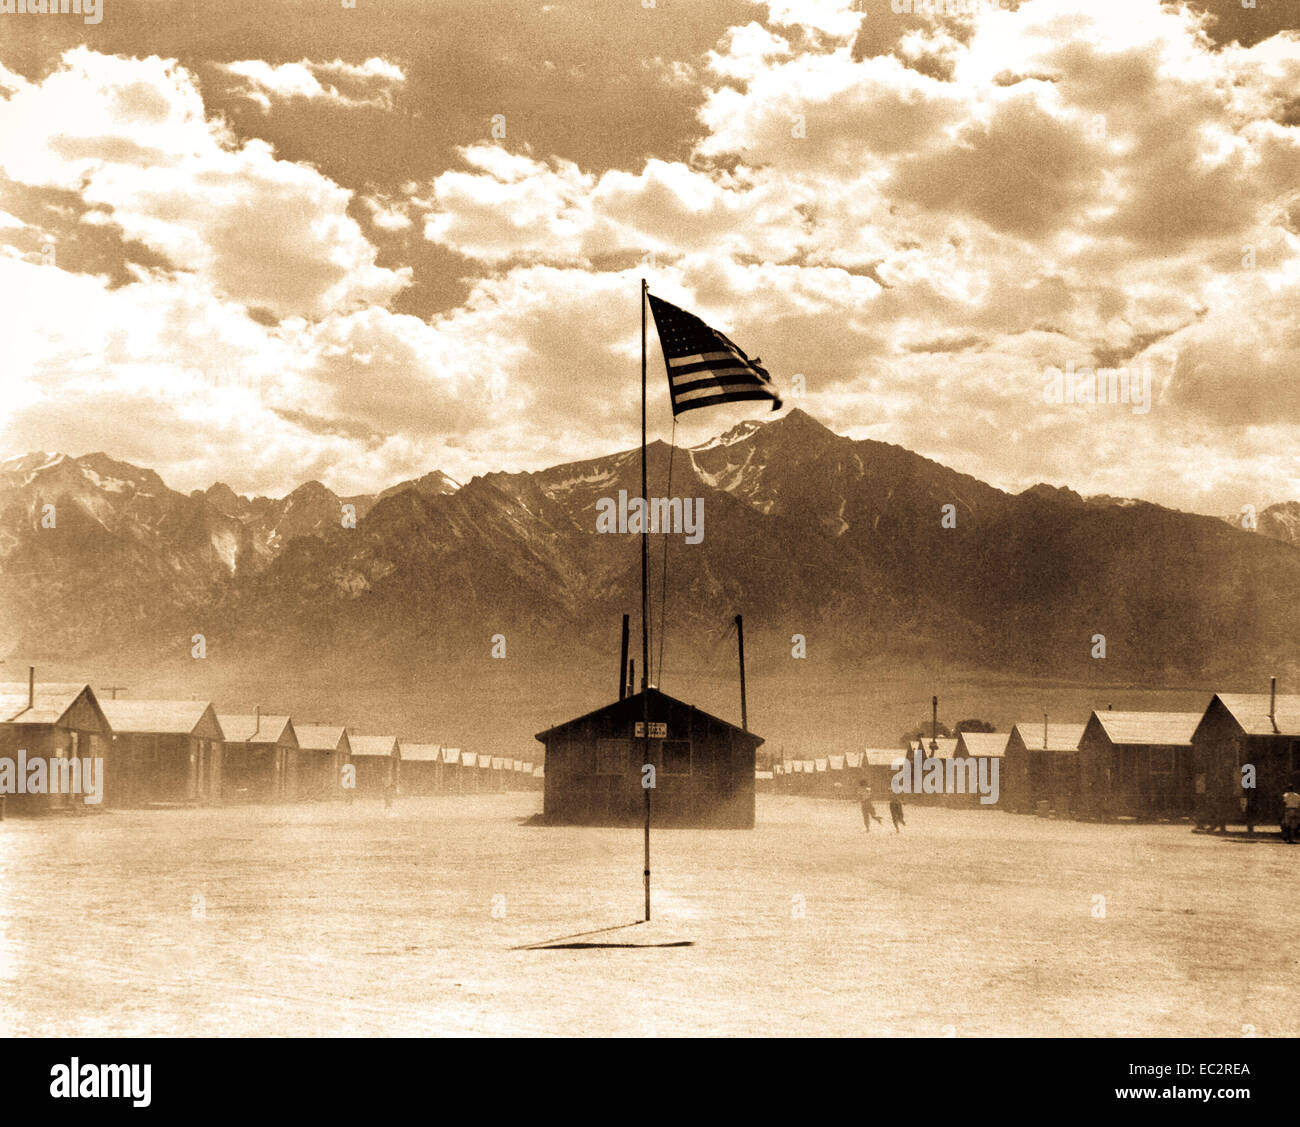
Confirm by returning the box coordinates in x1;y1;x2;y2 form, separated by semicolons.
6;670;1293;830
0;672;540;814
768;682;1298;828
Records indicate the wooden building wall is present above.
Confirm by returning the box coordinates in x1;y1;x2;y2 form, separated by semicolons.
442;761;463;794
1002;730;1033;813
942;753;1001;809
401;760;441;796
223;740;294;803
1004;731;1078;814
353;754;398;795
1078;723;1194;821
862;759;903;800
1192;700;1298;828
112;732;222;807
294;744;347;801
0;693;113;814
540;693;757;828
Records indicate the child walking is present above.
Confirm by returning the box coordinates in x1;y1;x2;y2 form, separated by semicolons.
858;781;884;833
889;792;905;833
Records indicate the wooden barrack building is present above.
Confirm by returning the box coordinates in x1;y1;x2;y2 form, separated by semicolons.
349;735;400;796
536;687;761;828
400;743;442;795
218;713;297;804
1004;722;1086;815
293;724;351;802
0;680;113;814
1077;710;1202;822
1191;690;1300;830
101;699;224;807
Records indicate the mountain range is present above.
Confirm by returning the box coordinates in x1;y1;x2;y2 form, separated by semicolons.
2;410;1298;751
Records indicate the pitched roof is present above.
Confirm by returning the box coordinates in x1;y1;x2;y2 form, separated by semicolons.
901;738;959;758
0;682;102;727
350;735;399;757
956;731;1009;758
1012;722;1085;752
440;746;462;765
1091;711;1203;746
294;724;349;752
844;752;863;768
535;686;761;745
1213;693;1300;737
101;699;219;737
218;714;294;744
401;742;442;762
863;748;906;767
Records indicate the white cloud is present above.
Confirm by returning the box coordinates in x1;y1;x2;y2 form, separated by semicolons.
761;0;862;40
421;147;599;264
3;3;1299;516
0;48;409;320
363;196;413;232
218;56;406;112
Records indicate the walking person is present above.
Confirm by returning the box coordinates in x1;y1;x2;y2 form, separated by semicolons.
889;791;905;834
1206;771;1230;833
1282;783;1300;844
1193;772;1208;831
858;781;883;833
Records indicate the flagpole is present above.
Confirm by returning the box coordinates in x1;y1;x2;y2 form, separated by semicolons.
641;276;651;923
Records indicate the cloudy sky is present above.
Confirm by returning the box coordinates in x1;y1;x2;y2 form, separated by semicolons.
0;0;1296;514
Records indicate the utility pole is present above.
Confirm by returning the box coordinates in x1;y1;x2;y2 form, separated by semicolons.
102;686;128;700
640;277;651;923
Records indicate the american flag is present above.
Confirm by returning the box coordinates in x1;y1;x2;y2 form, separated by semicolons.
647;293;783;416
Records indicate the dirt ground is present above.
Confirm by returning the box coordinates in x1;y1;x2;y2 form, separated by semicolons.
0;794;1295;1037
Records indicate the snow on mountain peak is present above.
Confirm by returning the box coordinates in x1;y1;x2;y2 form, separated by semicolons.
690;420;763;451
1;451;66;483
80;464;133;493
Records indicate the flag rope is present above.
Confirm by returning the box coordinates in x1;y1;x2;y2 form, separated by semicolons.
656;416;677;688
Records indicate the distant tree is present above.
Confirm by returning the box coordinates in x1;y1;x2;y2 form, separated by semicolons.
954;719;996;733
900;721;953;749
